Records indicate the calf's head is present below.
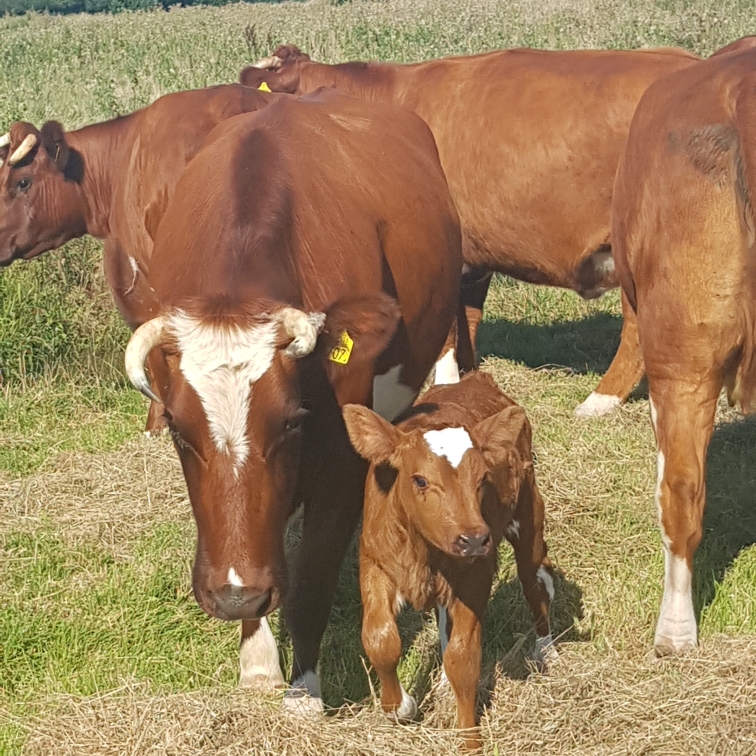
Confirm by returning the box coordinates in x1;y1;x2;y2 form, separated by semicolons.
343;403;531;558
0;121;86;265
126;295;399;621
239;45;312;94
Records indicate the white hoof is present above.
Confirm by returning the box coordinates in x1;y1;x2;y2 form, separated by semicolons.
532;634;558;667
391;686;418;722
654;552;697;657
282;671;324;716
574;392;621;418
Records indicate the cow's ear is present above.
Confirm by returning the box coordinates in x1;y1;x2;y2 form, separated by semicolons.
40;121;71;173
317;292;401;370
239;66;300;94
342;403;402;464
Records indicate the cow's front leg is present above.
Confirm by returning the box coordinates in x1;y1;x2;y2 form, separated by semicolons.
239;617;285;690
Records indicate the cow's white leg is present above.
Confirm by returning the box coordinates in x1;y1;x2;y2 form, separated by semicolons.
434;347;460;385
655;544;697;655
437;605;450;686
574;391;621;418
394;683;418;721
373;364;417;422
239;617;285;689
282;668;324;715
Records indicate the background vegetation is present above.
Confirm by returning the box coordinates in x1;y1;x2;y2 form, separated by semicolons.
1;1;756;754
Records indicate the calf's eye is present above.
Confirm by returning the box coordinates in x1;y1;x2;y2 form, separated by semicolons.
16;177;32;192
412;475;429;492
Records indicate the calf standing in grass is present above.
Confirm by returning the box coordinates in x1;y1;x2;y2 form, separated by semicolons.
343;371;554;749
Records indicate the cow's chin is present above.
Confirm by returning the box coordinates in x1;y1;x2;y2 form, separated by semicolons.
194;581;283;622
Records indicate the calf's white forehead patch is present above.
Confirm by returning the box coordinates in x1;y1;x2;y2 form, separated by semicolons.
169;310;280;468
423;426;473;468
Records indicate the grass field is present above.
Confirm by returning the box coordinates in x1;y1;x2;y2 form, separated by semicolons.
2;0;756;754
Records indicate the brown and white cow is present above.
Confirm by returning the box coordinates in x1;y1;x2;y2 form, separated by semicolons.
343;371;553;749
0;83;275;429
612;45;756;655
123;89;462;709
240;44;700;414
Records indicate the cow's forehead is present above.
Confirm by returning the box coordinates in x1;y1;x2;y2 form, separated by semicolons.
168;309;280;470
422;426;474;469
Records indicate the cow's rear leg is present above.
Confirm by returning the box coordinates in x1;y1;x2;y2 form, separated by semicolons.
649;376;719;656
282;458;367;713
575;290;644;417
507;479;555;664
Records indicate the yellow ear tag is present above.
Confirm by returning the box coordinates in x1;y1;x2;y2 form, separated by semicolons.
258;81;272;92
329;330;354;365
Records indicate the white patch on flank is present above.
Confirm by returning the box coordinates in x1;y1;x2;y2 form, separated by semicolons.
239;617;285;689
533;633;557;665
169;310;280;470
395;685;418;721
282;670;324;715
433;348;460;385
227;567;244;587
655;549;697;654
537;565;555;602
437;605;450;659
372;364;416;422
506;520;521;540
423;426;474;468
574;392;621;418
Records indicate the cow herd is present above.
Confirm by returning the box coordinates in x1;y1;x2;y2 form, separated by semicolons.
2;31;756;748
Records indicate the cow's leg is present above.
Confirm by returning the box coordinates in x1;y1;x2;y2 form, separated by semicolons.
144;399;168;436
239;617;285;689
361;561;417;720
575;290;644;417
444;596;485;750
435;319;462;385
461;266;492;369
282;456;367;714
649;376;719;656
507;482;555;664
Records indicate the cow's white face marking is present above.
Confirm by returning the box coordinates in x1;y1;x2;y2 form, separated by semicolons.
372;364;416;422
434;348;460;385
227;567;244;587
655;549;697;654
574;392;621;418
537;565;555;602
423;426;473;468
239;617;285;690
169;310;280;471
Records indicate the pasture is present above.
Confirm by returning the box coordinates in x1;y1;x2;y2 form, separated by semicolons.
2;0;756;753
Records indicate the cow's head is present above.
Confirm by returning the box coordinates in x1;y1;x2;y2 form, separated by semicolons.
0;121;86;266
239;45;312;94
126;294;400;621
343;402;532;559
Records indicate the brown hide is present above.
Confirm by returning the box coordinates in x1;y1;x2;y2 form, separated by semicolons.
343;371;553;746
611;46;756;655
128;91;462;685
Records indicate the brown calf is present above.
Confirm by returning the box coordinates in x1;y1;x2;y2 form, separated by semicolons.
612;45;756;654
241;44;700;414
343;371;553;748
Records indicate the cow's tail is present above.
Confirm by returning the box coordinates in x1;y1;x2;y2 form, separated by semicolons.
730;84;756;412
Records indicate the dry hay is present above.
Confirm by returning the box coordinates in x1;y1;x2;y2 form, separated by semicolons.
16;636;756;756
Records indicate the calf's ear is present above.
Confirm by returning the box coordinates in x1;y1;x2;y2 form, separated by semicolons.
239;66;300;94
40;121;74;175
342;404;402;465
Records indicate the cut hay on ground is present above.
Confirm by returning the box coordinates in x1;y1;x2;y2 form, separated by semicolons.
17;637;756;756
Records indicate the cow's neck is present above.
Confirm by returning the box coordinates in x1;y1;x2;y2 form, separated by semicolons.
303;61;398;103
66;114;135;239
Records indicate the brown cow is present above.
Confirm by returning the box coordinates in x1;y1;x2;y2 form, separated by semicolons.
612;45;756;655
123;89;462;710
0;83;275;430
343;371;554;749
240;44;700;415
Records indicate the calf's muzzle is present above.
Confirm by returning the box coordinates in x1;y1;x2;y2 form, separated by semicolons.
453;529;493;558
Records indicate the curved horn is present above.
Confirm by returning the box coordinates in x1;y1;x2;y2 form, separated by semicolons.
8;133;38;166
279;308;325;359
125;316;168;402
252;55;283;70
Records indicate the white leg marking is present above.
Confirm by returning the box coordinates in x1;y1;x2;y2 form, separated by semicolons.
423;427;473;468
282;669;324;715
394;684;418;721
506;520;520;540
533;633;557;665
649;397;659;433
239;617;285;690
655;548;697;655
537;565;555;602
574;392;621;418
228;567;244;587
372;365;417;422
437;605;450;687
434;348;460;385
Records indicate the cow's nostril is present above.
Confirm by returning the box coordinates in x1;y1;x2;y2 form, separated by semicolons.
454;531;492;557
210;586;273;621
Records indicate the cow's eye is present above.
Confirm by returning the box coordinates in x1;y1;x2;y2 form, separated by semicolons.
285;408;309;433
16;177;31;192
412;475;429;492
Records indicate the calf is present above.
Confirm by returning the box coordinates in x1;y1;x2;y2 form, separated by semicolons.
343;371;554;748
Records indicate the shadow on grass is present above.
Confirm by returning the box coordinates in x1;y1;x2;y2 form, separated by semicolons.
694;415;756;617
477;312;622;376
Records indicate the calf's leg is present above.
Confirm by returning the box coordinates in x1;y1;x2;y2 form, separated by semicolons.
239;617;285;689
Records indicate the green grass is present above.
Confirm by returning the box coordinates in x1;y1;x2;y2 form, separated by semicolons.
2;0;756;753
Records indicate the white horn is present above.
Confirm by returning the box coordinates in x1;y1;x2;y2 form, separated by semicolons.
8;133;38;166
0;133;9;148
125;316;168;403
252;55;283;70
279;308;325;359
